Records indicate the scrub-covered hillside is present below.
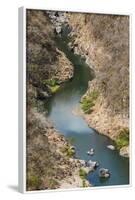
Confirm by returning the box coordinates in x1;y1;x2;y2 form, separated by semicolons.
26;9;87;191
67;13;129;157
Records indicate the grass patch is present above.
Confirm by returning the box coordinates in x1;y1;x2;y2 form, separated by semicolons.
47;179;59;189
27;174;41;189
116;128;129;149
61;145;75;158
79;168;87;179
82;179;88;187
49;85;60;93
79;168;89;187
29;64;38;71
66;148;75;157
43;78;57;86
81;90;99;114
43;78;60;93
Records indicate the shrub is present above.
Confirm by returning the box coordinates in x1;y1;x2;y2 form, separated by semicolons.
49;85;60;93
47;179;59;189
79;168;87;179
66;148;75;157
61;145;75;157
27;174;41;189
81;90;99;114
116;128;129;149
43;78;57;86
82;179;88;187
43;78;60;93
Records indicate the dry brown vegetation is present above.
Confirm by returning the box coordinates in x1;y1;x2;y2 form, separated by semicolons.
26;10;74;191
27;109;79;190
68;13;129;149
26;10;130;190
27;10;73;103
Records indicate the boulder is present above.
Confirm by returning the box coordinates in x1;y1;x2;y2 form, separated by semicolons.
86;160;99;170
37;89;50;100
70;146;76;150
55;26;62;34
107;145;115;150
79;159;87;167
99;168;110;178
119;146;129;157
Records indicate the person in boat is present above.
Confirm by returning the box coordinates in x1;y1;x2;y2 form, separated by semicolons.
87;148;94;155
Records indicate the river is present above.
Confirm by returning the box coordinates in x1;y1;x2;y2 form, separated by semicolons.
45;26;129;187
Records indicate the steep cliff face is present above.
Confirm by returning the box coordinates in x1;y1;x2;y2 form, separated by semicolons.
27;10;73;103
67;13;129;154
26;10;82;191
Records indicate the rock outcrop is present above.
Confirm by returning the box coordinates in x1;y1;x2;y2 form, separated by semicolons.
119;146;129;158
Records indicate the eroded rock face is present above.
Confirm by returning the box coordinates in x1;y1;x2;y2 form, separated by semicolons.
67;13;129;155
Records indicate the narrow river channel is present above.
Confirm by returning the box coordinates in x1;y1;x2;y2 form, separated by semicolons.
45;27;129;187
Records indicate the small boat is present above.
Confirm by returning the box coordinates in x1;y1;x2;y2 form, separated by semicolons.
87;148;94;156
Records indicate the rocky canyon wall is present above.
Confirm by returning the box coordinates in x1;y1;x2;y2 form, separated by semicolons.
67;13;129;156
26;10;85;191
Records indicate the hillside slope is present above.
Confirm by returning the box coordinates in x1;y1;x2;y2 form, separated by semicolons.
26;10;86;191
67;13;129;156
